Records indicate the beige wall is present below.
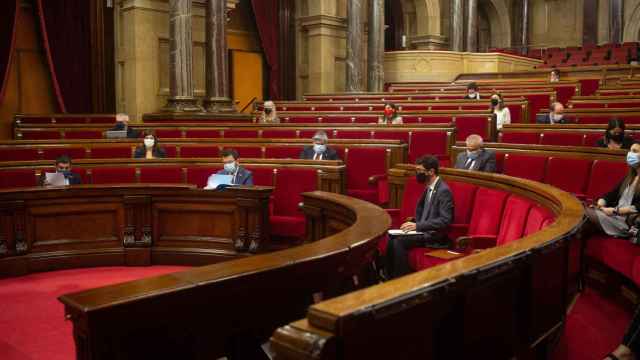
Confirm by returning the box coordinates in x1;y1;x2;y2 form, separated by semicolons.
529;0;584;48
115;0;261;121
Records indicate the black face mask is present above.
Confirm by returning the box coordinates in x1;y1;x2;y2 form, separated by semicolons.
610;133;625;143
491;99;499;107
114;121;126;131
264;108;272;115
416;173;428;184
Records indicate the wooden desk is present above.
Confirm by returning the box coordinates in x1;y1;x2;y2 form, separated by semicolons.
0;185;272;277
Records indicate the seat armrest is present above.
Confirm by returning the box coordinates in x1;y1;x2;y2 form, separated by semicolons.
368;174;387;185
455;235;498;251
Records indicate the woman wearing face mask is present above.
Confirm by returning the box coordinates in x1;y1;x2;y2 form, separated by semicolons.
379;103;403;124
259;100;279;123
491;93;511;130
464;83;481;100
134;131;166;159
596;118;635;150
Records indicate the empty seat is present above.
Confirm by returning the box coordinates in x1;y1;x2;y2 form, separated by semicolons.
64;131;103;139
20;131;61;140
41;147;87;161
447;181;478;240
261;130;298;139
156;129;184;138
186;166;220;188
372;130;410;143
586;234;640;280
0;148;40;161
545;157;592;197
184;129;221;138
0;169;38;188
223;130;259;138
408;131;449;163
459;188;510;249
139;166;183;184
270;168;318;238
524;205;555;236
345;148;388;204
234;147;263;158
91;167;137;184
90;146;132;159
540;132;585;146
180;146;219;158
585;160;628;201
502;154;548;182
500;131;540;145
245;167;274;186
495;196;533;246
264;146;303;159
333;130;373;139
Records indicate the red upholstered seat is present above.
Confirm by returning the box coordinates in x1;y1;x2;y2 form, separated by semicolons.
524;205;555;236
584;133;604;147
334;130;373;139
454;116;489;141
17;116;52;124
496;196;533;246
372;131;410;143
0;148;40;161
185;166;221;188
261;130;298;139
264;147;302;159
139;166;183;184
64;131;103;139
586;234;640;280
503;154;548;182
180;146;220;158
345;147;387;204
585;160;628;201
271;168;318;238
540;132;585;146
447;181;478;240
545;157;592;197
156;129;184;138
499;132;540;145
245;167;274;186
223;130;259;138
0;169;38;188
298;130;327;139
41;147;87;160
163;145;178;158
462;188;510;249
408;131;448;163
91;167;137;184
235;147;263;158
90;146;132;159
20;131;61;140
184;129;221;138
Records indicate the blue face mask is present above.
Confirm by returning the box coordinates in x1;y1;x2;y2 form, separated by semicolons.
467;150;480;160
224;162;237;173
313;144;326;154
627;152;640;168
57;169;73;178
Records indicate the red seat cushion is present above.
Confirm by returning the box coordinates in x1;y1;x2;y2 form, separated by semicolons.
448;181;478;239
271;168;318;237
540;132;585;146
345;148;387;204
586;160;628;201
545;157;592;196
139;166;183;184
186;166;221;188
264;147;302;159
90;146;132;159
0;148;40;161
586;234;640;279
503;154;548;182
0;169;38;188
409;131;449;162
91;167;137;184
180;146;220;158
496;196;533;246
467;188;509;237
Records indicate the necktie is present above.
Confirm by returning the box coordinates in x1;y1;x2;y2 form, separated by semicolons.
465;158;474;170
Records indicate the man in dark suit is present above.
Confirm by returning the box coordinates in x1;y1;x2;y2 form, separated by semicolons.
209;148;253;186
385;156;454;278
455;134;497;172
42;155;82;186
536;102;569;124
299;130;339;160
110;113;140;139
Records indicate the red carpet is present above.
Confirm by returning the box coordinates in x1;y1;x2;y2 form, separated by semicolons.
554;288;633;360
0;266;189;360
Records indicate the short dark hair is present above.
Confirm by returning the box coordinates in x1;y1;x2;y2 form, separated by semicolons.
467;82;478;91
55;155;72;166
221;148;239;160
416;155;439;174
385;102;398;110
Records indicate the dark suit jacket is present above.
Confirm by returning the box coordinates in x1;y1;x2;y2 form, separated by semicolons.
595;136;635;150
110;122;140;138
602;180;640;210
454;149;497;172
299;146;339;160
414;179;454;247
133;146;167;159
535;113;569;124
215;166;253;185
39;172;82;186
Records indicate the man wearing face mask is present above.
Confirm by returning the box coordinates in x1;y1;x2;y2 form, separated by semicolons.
110;113;141;138
384;156;454;278
299;131;339;160
455;134;496;172
42;155;82;186
464;82;481;100
208;149;253;186
536;102;568;124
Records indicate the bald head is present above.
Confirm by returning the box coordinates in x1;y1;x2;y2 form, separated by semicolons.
465;134;484;151
116;113;130;123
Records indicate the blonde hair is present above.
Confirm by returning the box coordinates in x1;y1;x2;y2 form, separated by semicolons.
260;101;278;123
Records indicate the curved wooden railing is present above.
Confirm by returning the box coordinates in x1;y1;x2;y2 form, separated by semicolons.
57;191;391;360
271;168;585;360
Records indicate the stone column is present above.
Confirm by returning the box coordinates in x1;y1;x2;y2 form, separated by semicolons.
466;0;478;52
346;0;364;92
203;0;235;112
609;0;623;44
451;0;464;52
521;0;529;54
367;0;384;92
163;0;201;112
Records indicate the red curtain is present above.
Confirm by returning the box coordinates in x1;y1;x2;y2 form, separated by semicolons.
251;0;280;100
0;0;19;105
36;0;92;113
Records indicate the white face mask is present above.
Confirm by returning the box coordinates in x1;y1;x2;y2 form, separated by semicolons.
144;138;155;148
552;114;563;122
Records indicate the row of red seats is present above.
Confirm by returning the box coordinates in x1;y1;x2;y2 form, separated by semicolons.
382;178;556;271
538;42;639;68
569;97;640;109
499;130;616;147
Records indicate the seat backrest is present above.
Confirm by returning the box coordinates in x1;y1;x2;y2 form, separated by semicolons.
261;130;298;139
454;116;489;141
264;146;303;159
41;147;87;161
545;157;592;195
586;159;628;200
372;130;410;143
540;132;585;146
333;130;373;139
183;129;220;138
185;166;221;188
90;167;137;184
345;147;388;190
139;166;183;184
496;196;533;246
467;188;509;237
524;205;555;236
235;146;263;158
180;145;220;158
90;146;132;159
503;154;548;182
0;148;40;161
64;131;103;140
0;169;38;188
448;181;478;225
245;167;274;186
272;168;318;216
408;131;449;162
500;132;540;145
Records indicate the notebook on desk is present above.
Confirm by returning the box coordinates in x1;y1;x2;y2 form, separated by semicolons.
204;174;233;190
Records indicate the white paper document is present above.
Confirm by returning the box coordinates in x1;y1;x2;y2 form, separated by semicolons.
45;172;66;186
204;174;233;190
388;229;425;236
